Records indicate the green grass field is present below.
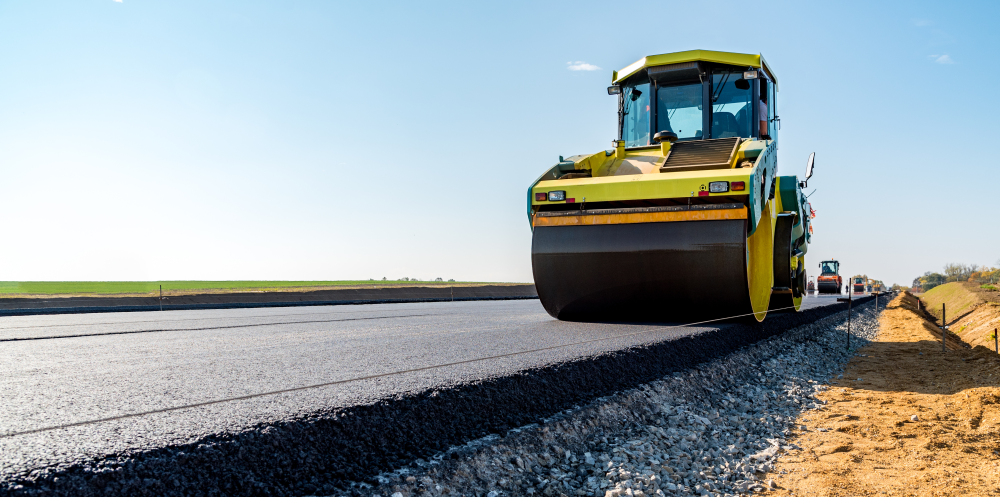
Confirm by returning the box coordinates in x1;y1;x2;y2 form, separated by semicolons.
0;280;500;295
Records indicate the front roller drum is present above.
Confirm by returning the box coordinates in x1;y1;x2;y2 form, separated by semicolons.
531;202;774;322
817;282;841;294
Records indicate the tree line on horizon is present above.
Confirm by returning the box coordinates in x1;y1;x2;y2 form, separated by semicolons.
911;261;1000;292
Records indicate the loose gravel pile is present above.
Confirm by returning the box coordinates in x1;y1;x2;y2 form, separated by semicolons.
350;298;885;497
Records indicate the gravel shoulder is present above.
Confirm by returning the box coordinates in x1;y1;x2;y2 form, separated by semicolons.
767;292;1000;496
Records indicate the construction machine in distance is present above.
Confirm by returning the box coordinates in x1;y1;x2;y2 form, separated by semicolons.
852;276;867;294
817;260;842;294
807;278;816;294
527;50;816;322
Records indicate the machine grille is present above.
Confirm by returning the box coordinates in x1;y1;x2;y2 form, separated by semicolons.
660;137;741;171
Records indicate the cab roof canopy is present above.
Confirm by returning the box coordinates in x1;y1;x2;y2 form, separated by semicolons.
613;49;777;89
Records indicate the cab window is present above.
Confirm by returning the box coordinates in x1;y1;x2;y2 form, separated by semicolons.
620;74;650;147
711;71;752;138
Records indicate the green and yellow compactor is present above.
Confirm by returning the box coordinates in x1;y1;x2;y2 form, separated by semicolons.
528;50;816;322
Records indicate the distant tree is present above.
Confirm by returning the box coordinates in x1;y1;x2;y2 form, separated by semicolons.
920;272;947;291
943;263;963;281
943;263;978;282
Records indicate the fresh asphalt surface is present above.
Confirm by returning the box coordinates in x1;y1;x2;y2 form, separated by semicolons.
0;294;846;481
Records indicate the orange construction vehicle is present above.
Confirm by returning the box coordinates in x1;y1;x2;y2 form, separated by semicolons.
817;260;842;294
852;275;867;294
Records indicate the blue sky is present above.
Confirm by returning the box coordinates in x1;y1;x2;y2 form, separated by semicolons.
1;0;997;286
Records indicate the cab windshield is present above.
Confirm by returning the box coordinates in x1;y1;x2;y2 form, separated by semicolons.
656;83;703;141
821;262;838;274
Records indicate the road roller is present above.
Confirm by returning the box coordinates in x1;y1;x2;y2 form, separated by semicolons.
527;50;816;322
817;260;842;294
852;276;868;294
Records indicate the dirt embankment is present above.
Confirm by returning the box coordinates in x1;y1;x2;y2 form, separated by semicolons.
920;282;1000;350
766;292;1000;496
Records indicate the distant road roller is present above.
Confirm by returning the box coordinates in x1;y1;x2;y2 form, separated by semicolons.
852;275;867;294
528;50;816;322
817;260;842;294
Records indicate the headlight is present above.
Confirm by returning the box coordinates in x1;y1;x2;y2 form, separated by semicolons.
547;191;566;201
708;181;729;193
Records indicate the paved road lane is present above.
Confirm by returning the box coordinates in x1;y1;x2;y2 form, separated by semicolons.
0;295;845;480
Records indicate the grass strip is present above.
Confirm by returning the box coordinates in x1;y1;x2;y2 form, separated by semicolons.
0;281;508;296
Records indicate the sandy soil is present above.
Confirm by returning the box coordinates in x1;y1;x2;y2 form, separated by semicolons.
766;292;1000;496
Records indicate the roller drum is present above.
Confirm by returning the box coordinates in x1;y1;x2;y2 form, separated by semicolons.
531;202;774;322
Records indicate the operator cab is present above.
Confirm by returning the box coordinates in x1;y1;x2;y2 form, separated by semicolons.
820;261;839;275
615;60;777;148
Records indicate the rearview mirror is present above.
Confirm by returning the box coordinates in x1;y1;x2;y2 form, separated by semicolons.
799;152;815;188
734;79;750;90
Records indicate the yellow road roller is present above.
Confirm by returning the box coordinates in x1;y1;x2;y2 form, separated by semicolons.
527;50;816;322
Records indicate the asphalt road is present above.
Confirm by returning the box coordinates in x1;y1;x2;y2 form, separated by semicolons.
0;294;846;482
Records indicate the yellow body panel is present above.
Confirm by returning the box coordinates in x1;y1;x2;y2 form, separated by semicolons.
613;50;778;88
533;207;747;228
532;168;752;206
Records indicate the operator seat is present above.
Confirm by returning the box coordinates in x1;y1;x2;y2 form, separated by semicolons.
711;111;739;138
734;107;749;136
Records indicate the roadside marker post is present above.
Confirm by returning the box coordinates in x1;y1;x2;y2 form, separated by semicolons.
846;286;852;351
159;285;163;312
942;303;946;353
995;328;998;354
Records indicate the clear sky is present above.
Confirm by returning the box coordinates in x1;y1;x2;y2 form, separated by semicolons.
1;0;997;287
